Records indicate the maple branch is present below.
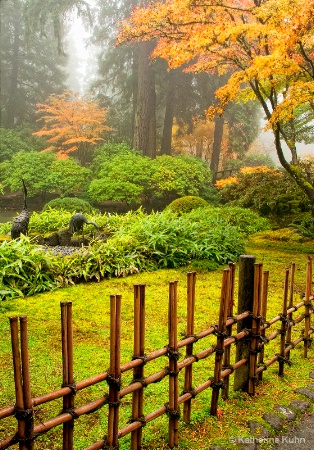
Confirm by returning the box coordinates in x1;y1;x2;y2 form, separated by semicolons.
297;41;314;79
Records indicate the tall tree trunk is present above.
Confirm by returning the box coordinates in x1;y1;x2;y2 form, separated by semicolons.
4;0;21;128
132;42;156;158
160;70;177;155
210;116;224;183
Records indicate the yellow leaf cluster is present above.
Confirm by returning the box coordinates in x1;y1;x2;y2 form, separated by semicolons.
118;0;314;128
215;176;238;190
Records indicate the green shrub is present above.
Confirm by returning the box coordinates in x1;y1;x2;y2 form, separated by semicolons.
165;196;210;214
42;197;98;214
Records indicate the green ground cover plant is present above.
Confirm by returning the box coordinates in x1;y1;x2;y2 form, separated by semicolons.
0;207;270;299
0;239;313;449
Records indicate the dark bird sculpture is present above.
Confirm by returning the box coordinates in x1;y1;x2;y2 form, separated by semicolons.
11;179;30;239
69;213;99;234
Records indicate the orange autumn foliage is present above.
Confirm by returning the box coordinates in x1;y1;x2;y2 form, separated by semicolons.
118;0;314;132
33;90;111;162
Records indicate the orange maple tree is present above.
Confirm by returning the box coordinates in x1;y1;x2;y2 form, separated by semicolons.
33;90;111;165
118;0;314;217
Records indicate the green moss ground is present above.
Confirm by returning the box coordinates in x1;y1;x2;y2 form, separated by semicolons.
0;241;313;449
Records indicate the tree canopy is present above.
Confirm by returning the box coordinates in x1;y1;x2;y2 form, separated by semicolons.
118;0;314;215
33;90;111;165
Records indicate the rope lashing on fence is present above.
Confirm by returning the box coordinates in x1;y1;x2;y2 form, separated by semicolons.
180;331;199;342
106;371;122;390
165;402;181;419
166;345;181;360
131;354;148;365
303;336;313;346
61;382;77;395
13;407;33;421
212;324;229;338
276;354;292;366
210;379;226;390
100;442;119;450
128;415;147;426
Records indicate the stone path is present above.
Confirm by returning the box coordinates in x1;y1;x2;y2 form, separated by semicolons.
210;371;314;450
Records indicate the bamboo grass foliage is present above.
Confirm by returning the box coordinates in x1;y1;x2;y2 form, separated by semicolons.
0;207;270;299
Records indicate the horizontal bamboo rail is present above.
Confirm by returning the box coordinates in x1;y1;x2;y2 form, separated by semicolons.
0;257;313;450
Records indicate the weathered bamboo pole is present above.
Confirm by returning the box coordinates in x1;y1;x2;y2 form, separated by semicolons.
183;272;196;423
67;303;75;449
210;269;230;415
131;284;145;449
286;262;295;362
106;295;117;447
279;269;289;376
131;285;140;450
113;294;122;448
304;256;313;357
257;270;269;382
222;262;235;399
19;317;34;450
168;280;179;448
61;302;71;450
9;317;27;450
248;263;262;396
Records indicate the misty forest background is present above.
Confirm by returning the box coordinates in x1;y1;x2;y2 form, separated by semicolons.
0;0;271;210
0;0;312;218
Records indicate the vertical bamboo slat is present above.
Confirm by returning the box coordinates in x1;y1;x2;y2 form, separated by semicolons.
131;284;146;449
113;295;121;448
9;317;28;450
107;295;117;447
279;270;289;376
248;264;262;396
222;262;235;399
61;302;73;450
210;269;230;415
168;280;179;448
183;272;196;423
257;270;269;382
304;256;313;357
19;317;34;450
286;263;295;362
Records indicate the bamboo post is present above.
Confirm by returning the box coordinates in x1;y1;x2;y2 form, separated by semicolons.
113;294;121;448
257;270;269;382
304;256;313;357
222;262;235;399
107;295;116;447
107;294;121;448
210;269;230;415
286;263;295;362
19;317;34;450
234;255;256;391
61;302;74;450
183;272;196;423
248;263;262;396
131;284;146;449
279;269;289;376
9;317;28;450
168;280;179;448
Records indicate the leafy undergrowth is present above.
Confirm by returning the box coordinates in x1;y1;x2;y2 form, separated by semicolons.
1;207;270;299
0;243;313;449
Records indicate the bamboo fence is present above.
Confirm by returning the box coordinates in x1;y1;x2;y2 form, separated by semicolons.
0;256;313;450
